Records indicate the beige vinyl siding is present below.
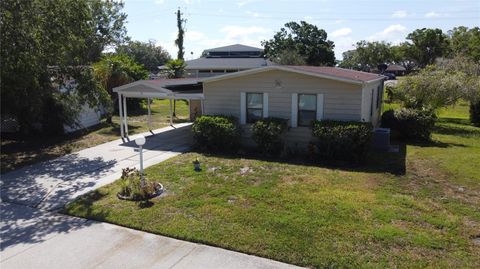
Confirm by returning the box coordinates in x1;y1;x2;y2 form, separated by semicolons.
204;70;363;121
360;79;384;127
203;69;365;151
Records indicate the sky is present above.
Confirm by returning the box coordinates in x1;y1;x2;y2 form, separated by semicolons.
123;0;480;60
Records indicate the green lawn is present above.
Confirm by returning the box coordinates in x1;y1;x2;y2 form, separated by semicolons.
64;104;480;268
1;99;189;173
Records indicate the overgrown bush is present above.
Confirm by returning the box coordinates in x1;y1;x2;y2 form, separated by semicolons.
381;108;436;141
252;117;288;155
384;85;395;103
470;101;480;127
192;115;240;152
312;120;373;163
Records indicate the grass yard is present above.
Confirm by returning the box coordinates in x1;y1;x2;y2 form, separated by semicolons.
64;104;480;268
1;99;189;173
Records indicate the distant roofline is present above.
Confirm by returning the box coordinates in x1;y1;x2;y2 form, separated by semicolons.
203;44;263;53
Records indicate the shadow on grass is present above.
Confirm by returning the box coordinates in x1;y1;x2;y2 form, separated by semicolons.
406;139;468;148
96;122;141;136
62;190;110;221
138;200;154;209
438;117;471;125
433;123;479;137
172;117;190;124
194;143;407;176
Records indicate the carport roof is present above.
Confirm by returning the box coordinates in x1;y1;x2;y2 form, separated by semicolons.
113;79;204;99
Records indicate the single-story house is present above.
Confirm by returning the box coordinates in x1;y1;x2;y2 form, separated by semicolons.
113;65;385;150
385;64;406;76
200;65;385;149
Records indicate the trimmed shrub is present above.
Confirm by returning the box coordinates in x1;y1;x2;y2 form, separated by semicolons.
470;101;480;127
192;115;240;152
381;108;436;141
252;118;288;155
312;120;373;163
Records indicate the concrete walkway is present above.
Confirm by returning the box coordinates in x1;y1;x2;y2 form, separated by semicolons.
0;124;303;269
1;123;192;211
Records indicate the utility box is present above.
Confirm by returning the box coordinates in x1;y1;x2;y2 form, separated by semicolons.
372;128;390;151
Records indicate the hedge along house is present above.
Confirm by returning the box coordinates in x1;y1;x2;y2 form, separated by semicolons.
200;65;385;151
113;78;204;139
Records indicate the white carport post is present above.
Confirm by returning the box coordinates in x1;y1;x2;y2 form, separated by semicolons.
147;98;152;130
169;97;173;126
123;95;129;137
200;99;205;114
118;93;124;138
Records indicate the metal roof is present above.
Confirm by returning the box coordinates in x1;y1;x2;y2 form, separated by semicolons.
113;79;203;99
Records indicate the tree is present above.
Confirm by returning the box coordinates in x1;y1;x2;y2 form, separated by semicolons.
262;21;335;66
448;26;480;62
405;28;450;68
339;41;394;72
393;57;480;126
338;50;360;70
116;40;171;73
175;9;186;61
355;41;394;72
171;9;187;116
273;50;306;65
93;54;148;123
1;0;127;135
393;66;464;110
438;56;480;126
164;59;187;79
391;43;417;73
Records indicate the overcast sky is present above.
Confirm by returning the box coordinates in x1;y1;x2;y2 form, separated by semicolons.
123;0;480;60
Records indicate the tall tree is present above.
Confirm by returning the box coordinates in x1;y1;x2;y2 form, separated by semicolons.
175;8;186;61
405;28;450;68
262;21;335;66
448;26;480;62
117;40;171;73
1;0;127;135
171;8;187;116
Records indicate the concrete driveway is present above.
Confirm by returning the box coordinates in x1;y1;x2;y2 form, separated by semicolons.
0;123;303;269
0;123;192;211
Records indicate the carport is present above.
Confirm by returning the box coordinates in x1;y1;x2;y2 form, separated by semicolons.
113;78;204;139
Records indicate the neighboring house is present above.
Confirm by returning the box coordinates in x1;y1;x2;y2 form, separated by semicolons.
59;80;103;133
201;65;385;150
385;64;406;76
158;44;274;78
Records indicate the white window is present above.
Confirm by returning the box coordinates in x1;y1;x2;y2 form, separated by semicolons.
298;94;317;126
246;93;263;123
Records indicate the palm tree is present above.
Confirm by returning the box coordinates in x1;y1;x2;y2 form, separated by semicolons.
93;54;147;123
